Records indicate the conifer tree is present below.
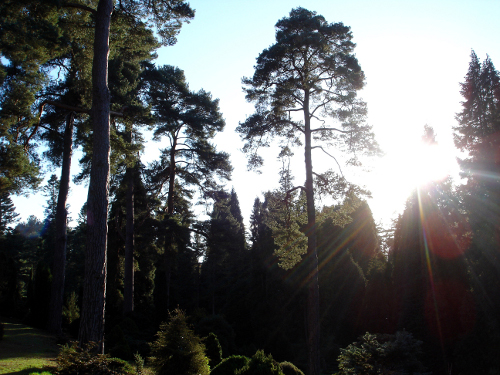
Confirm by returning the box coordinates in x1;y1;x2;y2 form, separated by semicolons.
204;191;245;314
150;308;210;375
453;51;500;371
0;193;19;236
237;9;380;373
144;64;231;311
62;0;194;350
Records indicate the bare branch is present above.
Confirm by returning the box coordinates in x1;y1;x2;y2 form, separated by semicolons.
311;126;350;134
285;185;307;201
311;146;345;177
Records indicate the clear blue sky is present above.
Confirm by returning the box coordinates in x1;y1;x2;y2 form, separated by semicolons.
12;0;500;228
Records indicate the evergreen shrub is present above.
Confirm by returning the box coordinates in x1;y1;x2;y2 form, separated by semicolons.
56;341;134;375
279;361;304;375
196;314;236;356
149;308;209;375
134;352;144;375
237;350;284;375
205;332;223;367
210;355;250;375
337;331;430;375
62;291;80;326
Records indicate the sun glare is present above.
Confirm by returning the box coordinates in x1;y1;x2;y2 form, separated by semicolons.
403;142;452;187
367;138;458;224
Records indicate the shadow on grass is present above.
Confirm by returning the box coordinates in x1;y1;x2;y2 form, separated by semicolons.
1;366;54;375
0;322;59;359
0;321;59;375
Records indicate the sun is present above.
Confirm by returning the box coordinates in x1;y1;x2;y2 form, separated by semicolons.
366;138;458;225
401;142;452;187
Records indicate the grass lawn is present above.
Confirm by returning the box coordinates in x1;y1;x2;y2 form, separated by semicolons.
0;320;59;375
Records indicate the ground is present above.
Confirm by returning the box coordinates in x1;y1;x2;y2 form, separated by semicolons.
0;320;59;375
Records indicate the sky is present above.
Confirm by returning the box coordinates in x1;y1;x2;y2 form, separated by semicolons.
11;0;500;230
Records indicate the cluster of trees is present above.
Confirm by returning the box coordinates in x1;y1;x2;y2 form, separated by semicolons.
2;3;500;374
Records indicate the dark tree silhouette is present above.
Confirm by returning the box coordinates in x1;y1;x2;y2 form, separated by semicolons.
237;8;379;374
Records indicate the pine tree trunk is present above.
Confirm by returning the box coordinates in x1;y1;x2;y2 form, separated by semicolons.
163;139;176;311
123;164;135;314
304;92;321;375
79;0;112;353
47;112;74;335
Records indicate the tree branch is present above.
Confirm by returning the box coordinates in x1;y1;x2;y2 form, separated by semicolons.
313;172;329;185
311;126;350;134
26;100;125;149
285;185;307;201
311;146;345;177
60;2;97;15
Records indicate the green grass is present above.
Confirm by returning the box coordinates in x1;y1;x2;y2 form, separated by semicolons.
0;321;59;375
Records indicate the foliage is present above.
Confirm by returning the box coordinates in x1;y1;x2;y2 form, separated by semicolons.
62;291;80;326
0;0;61;194
451;50;500;375
265;152;307;270
202;190;248;316
279;361;304;375
236;350;284;375
149;308;209;375
337;331;429;375
205;332;223;367
56;341;134;375
195;314;237;357
210;355;251;375
238;6;380;170
238;10;380;373
0;193;19;235
0;321;4;341
144;64;232;205
134;352;145;375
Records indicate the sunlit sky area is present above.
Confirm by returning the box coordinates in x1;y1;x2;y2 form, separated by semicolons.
12;0;500;229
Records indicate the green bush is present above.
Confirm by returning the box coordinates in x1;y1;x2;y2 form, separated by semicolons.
134;352;145;375
196;314;236;356
210;355;250;375
237;350;284;375
0;321;4;341
56;341;134;375
205;332;223;367
279;361;304;375
337;331;430;375
149;308;209;375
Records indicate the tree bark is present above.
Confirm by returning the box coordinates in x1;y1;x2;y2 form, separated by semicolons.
164;136;177;310
78;0;112;354
304;92;321;375
123;163;135;314
47;112;74;335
